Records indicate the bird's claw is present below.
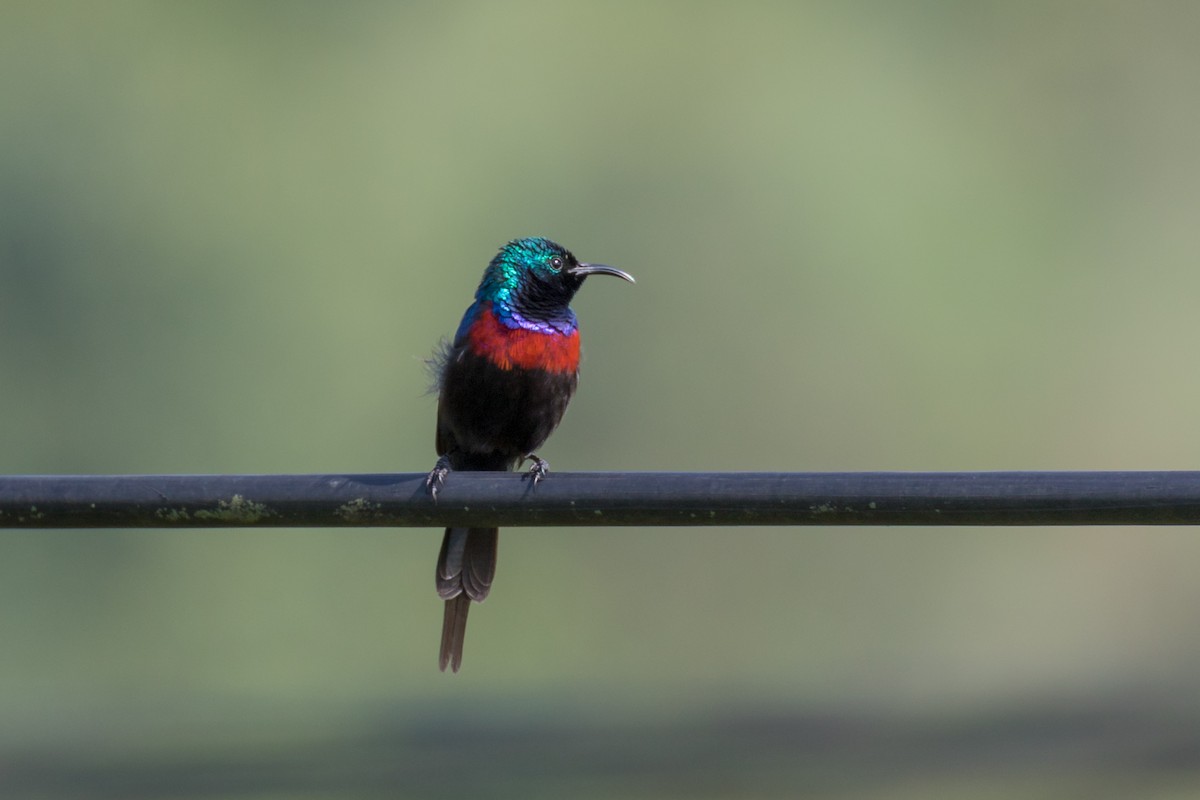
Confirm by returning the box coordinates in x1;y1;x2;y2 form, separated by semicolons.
426;456;452;501
522;454;550;487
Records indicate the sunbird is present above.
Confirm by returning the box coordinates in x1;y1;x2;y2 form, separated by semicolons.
426;237;634;671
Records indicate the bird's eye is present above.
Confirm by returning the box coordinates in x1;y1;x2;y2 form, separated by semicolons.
549;256;564;271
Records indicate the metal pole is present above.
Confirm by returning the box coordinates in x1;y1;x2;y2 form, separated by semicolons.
2;471;1199;528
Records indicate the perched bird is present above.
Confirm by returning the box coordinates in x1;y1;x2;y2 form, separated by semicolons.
427;237;634;672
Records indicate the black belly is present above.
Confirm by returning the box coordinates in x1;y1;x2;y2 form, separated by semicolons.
436;347;579;470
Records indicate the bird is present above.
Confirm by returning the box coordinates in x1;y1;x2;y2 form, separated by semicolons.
426;237;634;672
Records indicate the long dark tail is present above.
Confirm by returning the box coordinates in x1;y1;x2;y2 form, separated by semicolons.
436;526;498;672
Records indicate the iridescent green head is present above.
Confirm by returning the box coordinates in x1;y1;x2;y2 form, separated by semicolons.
469;237;634;333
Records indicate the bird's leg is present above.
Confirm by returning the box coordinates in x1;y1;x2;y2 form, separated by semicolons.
521;453;550;486
426;454;453;500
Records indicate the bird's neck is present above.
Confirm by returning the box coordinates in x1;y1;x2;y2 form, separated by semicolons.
477;297;577;337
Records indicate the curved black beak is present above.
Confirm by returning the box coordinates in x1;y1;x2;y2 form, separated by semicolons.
570;262;636;283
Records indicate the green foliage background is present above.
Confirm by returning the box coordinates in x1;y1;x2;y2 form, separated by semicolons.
3;2;1200;796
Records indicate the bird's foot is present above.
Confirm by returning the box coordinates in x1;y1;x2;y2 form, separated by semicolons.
426;455;452;500
522;453;550;487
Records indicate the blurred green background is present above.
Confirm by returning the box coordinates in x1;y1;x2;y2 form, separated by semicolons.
4;2;1200;797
